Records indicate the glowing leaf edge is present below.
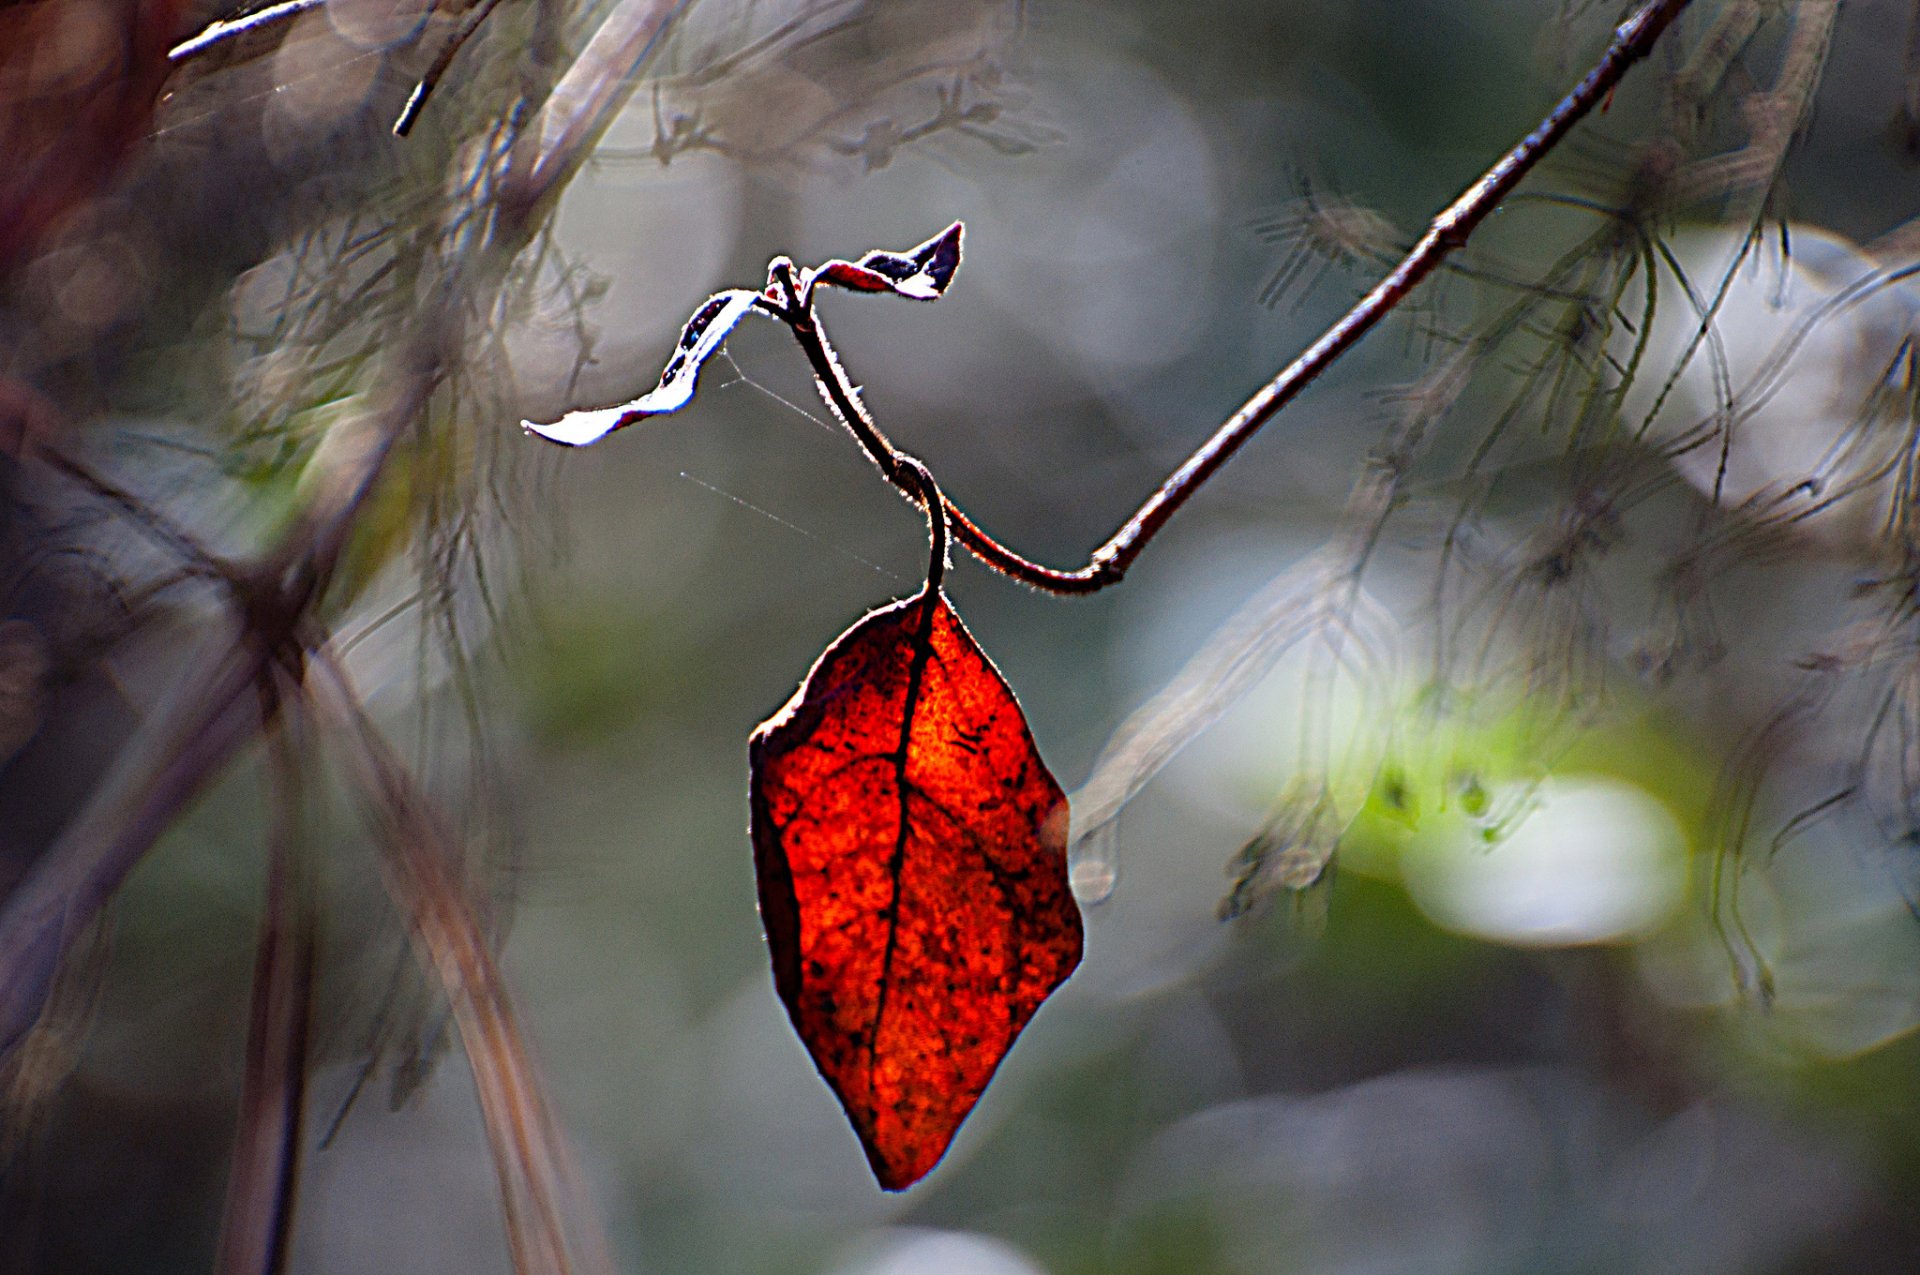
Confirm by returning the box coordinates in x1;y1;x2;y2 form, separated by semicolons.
808;222;963;304
522;289;761;446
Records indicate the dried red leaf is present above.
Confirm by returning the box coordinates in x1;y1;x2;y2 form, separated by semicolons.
750;586;1081;1190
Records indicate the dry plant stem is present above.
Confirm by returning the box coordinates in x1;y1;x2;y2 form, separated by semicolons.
1677;0;1836;200
304;650;609;1275
167;0;329;63
0;3;685;1268
795;0;1693;595
0;639;268;1054
214;679;315;1275
502;0;690;223
395;0;513;137
0;317;449;1057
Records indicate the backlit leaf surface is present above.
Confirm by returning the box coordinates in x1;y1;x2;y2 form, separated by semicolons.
749;586;1080;1190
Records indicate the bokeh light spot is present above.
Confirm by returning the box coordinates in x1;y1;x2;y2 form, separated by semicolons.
1401;774;1688;946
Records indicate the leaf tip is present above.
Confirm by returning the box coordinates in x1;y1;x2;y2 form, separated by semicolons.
521;407;634;446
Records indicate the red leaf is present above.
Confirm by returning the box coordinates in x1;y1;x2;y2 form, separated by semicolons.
749;586;1081;1190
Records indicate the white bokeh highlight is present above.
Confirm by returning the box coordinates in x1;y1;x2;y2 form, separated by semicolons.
1401;775;1688;947
825;1229;1050;1275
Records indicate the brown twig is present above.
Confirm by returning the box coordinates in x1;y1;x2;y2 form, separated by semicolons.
787;0;1694;594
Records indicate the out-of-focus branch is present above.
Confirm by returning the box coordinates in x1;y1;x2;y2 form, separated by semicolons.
304;649;614;1275
0;309;447;1055
500;0;687;227
0;637;267;1055
213;680;315;1275
0;3;690;1264
1676;0;1837;201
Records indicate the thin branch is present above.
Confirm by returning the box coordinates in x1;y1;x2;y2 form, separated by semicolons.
793;0;1695;594
38;445;235;583
395;0;513;137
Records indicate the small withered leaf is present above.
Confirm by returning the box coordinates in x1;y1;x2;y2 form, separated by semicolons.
810;222;964;303
749;585;1080;1190
522;289;760;446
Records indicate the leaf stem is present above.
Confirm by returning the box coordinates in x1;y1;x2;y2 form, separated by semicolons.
901;454;949;595
765;269;948;595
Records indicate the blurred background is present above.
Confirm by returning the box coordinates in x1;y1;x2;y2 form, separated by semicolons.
4;0;1920;1271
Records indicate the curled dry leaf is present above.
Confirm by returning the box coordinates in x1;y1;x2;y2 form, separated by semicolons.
523;289;761;446
808;221;963;302
521;222;964;446
749;584;1080;1190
